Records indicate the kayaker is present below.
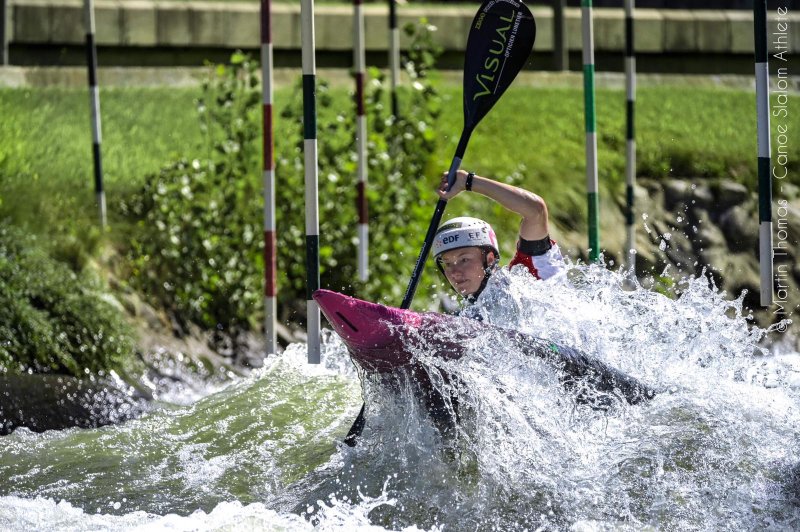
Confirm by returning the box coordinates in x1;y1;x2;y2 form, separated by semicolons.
433;170;565;313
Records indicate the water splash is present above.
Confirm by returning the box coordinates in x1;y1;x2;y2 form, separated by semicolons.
0;492;425;532
303;262;800;529
1;263;798;530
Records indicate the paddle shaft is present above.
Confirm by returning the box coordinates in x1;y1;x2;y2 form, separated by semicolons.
401;130;472;309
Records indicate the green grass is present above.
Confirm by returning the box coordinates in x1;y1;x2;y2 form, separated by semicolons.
438;85;793;198
1;82;798;256
0;87;204;235
433;84;799;242
0;88;202;187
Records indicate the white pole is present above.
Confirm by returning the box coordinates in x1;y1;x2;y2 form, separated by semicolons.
624;0;636;272
354;0;368;281
301;0;321;363
389;0;399;117
260;0;278;355
1;0;8;65
754;1;773;306
84;0;106;228
582;0;598;262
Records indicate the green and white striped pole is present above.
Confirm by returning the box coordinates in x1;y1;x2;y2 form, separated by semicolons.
301;0;321;363
354;0;369;281
582;0;599;262
754;0;773;306
624;0;635;271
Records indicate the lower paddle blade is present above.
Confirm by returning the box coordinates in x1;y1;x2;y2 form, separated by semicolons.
463;0;536;130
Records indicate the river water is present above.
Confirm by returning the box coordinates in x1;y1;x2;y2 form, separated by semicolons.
1;264;798;530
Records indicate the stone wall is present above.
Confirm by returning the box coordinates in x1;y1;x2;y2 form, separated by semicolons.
5;1;800;71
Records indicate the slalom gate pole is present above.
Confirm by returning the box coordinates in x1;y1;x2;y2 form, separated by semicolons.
754;0;774;307
582;0;598;262
624;0;635;271
301;0;321;363
84;0;106;228
260;0;278;355
389;0;399;117
354;0;369;281
1;0;8;65
553;0;567;71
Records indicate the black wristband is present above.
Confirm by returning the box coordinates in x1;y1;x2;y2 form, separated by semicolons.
465;172;475;191
518;235;553;256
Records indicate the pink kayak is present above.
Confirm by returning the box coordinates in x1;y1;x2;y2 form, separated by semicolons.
312;289;478;373
312;289;655;406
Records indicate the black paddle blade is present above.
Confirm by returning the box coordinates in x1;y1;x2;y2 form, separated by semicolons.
463;0;536;131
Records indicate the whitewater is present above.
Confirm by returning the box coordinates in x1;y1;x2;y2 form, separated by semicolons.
1;261;798;531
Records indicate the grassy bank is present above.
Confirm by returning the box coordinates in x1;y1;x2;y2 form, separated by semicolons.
2;79;799;272
2;83;795;236
0;88;203;230
1;79;799;373
437;84;790;221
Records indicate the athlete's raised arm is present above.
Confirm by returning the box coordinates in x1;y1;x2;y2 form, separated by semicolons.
437;170;550;241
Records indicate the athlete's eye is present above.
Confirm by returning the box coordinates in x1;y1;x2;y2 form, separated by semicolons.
441;256;472;271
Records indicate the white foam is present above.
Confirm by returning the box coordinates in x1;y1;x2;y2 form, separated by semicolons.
2;262;799;530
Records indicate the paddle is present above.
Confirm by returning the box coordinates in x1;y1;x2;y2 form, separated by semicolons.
344;0;537;447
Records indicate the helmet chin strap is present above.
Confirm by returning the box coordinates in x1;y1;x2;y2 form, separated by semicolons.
466;250;498;304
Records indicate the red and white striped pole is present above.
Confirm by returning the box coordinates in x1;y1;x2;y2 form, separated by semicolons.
83;0;106;228
260;0;278;355
354;0;368;281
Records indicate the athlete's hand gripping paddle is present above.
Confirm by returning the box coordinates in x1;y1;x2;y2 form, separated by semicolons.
344;0;536;447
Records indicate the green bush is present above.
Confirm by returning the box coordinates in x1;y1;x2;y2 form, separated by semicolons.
0;223;134;375
125;21;444;346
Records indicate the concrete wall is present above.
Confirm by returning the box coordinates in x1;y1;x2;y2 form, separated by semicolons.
6;0;800;71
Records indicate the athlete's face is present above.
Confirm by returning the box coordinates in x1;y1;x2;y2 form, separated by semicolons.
438;247;495;297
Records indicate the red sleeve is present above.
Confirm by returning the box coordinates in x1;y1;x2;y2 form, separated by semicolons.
508;249;541;279
507;239;564;281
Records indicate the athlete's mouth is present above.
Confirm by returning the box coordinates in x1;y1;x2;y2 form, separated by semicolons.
455;281;473;293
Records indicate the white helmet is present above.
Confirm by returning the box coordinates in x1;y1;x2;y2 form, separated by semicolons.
432;217;500;260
